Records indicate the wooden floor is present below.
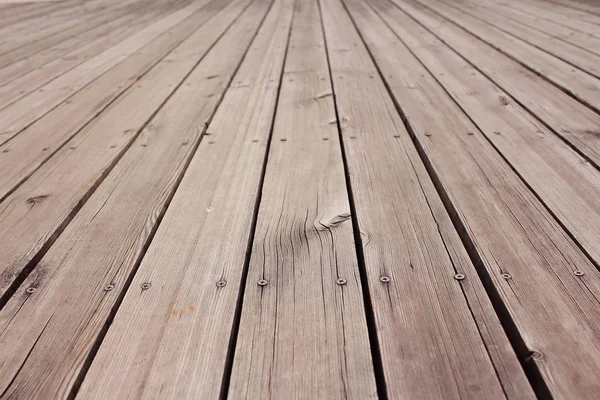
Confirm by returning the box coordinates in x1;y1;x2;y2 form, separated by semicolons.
0;0;599;398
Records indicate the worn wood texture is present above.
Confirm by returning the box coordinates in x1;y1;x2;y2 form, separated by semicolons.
0;0;247;298
409;0;600;113
228;0;377;398
323;0;530;398
0;0;232;201
79;1;295;398
391;0;600;167
370;0;600;289
0;0;212;146
356;0;600;397
0;0;270;398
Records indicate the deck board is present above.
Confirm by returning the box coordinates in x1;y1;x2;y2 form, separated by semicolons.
0;0;599;398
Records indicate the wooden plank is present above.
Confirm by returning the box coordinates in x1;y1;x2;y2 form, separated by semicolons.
79;1;296;397
440;0;600;79
228;0;377;397
322;0;530;398
457;0;600;57
0;0;271;398
516;0;600;34
353;0;600;397
0;0;154;71
232;0;378;397
0;0;128;56
0;0;233;202
370;0;600;295
390;0;600;167
0;0;167;110
407;0;600;114
0;2;164;86
0;0;212;146
0;0;247;298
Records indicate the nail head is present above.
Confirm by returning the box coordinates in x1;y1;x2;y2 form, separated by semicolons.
26;287;36;294
574;270;585;276
336;278;347;285
454;273;465;281
104;284;114;291
257;279;268;286
380;276;390;283
216;280;227;287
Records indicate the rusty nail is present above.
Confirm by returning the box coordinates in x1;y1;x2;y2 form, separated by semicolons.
323;137;329;141
574;270;585;276
501;273;511;279
380;276;391;283
26;287;36;294
216;280;227;288
336;278;347;285
252;139;259;143
454;273;465;281
141;283;151;290
104;284;114;291
467;132;474;136
257;279;268;286
280;138;287;142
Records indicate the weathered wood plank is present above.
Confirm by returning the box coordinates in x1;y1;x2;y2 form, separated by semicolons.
440;0;600;79
79;1;295;398
0;0;212;146
407;0;600;114
390;0;600;167
455;0;600;57
355;0;600;397
0;0;233;201
370;0;600;300
0;1;165;86
228;0;377;398
0;0;167;110
0;0;247;298
322;0;529;398
0;1;270;398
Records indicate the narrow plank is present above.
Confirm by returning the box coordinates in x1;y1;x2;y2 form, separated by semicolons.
0;0;130;49
0;0;166;110
391;0;600;167
0;0;126;56
370;0;600;295
0;1;163;86
0;0;212;146
228;0;377;397
323;0;530;398
408;0;600;114
518;0;600;32
0;0;154;70
0;0;233;202
441;0;600;79
504;0;600;37
460;0;600;57
80;1;296;397
0;0;271;398
0;0;248;298
353;0;600;397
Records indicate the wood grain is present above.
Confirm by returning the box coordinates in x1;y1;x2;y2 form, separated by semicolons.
0;0;247;298
0;0;270;398
322;0;528;398
79;1;296;397
370;0;600;298
228;0;377;397
390;0;600;167
355;0;600;397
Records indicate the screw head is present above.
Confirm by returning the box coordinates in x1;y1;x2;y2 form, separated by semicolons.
336;278;347;285
26;287;36;294
501;273;512;279
104;284;115;291
380;276;391;283
574;270;585;276
141;283;151;290
216;280;227;287
257;279;268;286
454;273;465;281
